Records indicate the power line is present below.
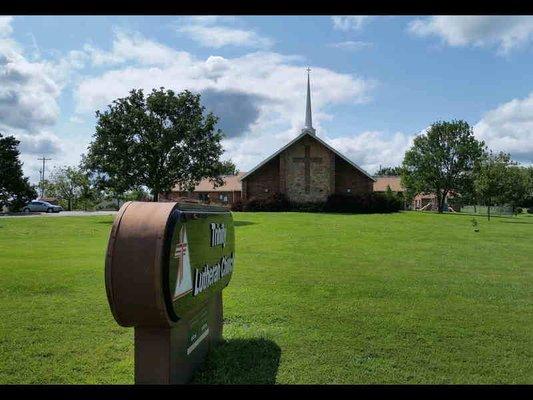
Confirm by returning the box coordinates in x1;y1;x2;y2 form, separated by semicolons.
37;156;52;198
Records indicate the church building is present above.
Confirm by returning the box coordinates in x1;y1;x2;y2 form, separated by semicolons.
241;70;375;203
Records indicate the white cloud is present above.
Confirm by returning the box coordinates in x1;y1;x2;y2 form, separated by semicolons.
74;32;374;121
327;131;414;173
0;55;62;131
474;92;533;164
15;131;62;155
0;16;13;37
73;31;376;172
0;18;69;135
184;16;236;25
408;16;533;54
177;18;273;49
84;30;186;66
329;41;372;51
0;14;88;184
332;16;371;32
19;128;95;183
69;115;85;124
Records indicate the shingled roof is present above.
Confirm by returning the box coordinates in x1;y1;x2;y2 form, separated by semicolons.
373;176;405;192
172;172;246;192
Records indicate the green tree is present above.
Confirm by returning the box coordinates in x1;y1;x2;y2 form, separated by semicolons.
505;165;532;212
376;166;403;176
84;88;236;202
46;166;97;211
473;151;515;220
525;167;533;208
123;186;151;202
402;120;485;213
0;133;37;211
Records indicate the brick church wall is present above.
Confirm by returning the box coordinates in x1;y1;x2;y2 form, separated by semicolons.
334;154;373;195
243;155;280;200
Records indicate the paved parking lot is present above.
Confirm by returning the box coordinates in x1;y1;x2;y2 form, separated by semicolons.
1;211;117;218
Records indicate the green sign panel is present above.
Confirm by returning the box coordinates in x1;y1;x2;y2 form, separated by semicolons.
166;207;235;319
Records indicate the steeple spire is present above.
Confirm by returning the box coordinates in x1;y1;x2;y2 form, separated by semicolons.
302;67;316;135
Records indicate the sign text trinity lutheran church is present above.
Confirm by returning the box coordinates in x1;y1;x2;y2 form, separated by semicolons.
105;201;235;384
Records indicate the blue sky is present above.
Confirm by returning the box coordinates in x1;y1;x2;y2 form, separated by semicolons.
2;15;533;183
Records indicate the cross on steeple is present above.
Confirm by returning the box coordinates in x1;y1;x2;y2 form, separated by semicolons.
292;145;322;193
302;67;316;135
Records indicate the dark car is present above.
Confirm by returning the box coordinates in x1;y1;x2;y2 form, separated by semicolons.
22;201;63;213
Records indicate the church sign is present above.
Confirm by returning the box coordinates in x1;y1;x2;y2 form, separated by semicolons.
105;201;235;384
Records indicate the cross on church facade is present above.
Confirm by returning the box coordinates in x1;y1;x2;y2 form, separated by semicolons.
292;145;322;193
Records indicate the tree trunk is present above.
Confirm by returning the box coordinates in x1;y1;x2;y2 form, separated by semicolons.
68;198;72;211
487;205;491;221
152;191;159;202
437;191;447;213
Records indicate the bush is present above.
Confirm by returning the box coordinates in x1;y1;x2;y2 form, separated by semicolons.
514;207;523;215
230;200;243;212
527;207;533;214
240;191;404;213
243;193;291;212
242;197;262;212
324;192;403;213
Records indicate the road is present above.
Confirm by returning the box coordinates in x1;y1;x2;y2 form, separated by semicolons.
1;211;118;218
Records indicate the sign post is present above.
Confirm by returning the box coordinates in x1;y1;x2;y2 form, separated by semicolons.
105;201;235;384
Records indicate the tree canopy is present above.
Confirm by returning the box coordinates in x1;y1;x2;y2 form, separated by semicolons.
401;120;485;212
84;88;236;201
375;166;403;176
473;151;532;219
0;133;37;211
45;166;99;211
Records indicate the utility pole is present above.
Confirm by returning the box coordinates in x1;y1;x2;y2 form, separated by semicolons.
37;156;52;198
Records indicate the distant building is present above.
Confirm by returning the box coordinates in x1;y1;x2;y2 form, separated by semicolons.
161;172;246;206
372;175;456;211
373;176;404;193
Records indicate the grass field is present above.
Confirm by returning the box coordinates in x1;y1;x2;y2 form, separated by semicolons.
0;211;532;384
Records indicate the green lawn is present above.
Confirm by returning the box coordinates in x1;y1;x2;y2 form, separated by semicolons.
0;211;532;384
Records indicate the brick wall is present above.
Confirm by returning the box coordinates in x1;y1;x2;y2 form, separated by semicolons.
334;155;373;195
160;190;241;205
242;155;280;200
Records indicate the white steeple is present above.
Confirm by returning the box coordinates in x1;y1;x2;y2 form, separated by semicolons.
302;67;316;135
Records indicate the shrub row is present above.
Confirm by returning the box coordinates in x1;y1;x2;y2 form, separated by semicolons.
323;193;404;213
232;192;404;213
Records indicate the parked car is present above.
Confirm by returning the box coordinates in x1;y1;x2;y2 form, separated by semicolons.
22;201;63;213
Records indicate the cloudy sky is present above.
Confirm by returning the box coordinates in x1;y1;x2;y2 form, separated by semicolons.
2;15;533;183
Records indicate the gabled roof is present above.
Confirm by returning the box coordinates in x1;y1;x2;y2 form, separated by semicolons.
240;131;376;182
373;176;405;192
173;172;246;192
